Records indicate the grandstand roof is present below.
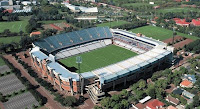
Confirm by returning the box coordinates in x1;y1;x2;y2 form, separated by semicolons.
97;48;171;84
48;62;79;81
30;47;48;61
33;27;113;53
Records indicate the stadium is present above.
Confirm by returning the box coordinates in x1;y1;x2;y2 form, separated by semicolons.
29;27;174;103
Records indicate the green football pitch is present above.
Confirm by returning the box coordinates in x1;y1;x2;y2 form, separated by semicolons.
130;26;199;41
59;45;137;73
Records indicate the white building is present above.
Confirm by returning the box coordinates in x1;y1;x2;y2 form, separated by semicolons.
63;2;98;13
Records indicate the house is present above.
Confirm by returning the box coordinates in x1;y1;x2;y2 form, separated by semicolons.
173;18;190;27
182;90;195;100
3;9;13;13
131;96;151;109
167;105;178;109
173;88;184;95
180;80;193;88
30;31;41;37
165;95;180;105
183;74;197;83
146;99;164;109
133;103;146;109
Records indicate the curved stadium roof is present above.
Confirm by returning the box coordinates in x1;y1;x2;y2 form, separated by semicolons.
33;27;113;53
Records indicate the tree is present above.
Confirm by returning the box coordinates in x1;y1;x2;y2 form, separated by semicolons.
121;99;129;108
94;105;102;109
100;97;111;108
193;95;200;107
146;87;156;98
113;103;122;109
120;89;128;98
139;79;146;89
180;96;187;104
111;94;120;101
63;96;77;107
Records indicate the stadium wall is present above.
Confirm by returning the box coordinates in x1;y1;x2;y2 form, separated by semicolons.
30;54;81;94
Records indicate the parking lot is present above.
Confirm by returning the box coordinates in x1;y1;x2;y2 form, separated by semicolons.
0;74;25;95
3;92;39;109
0;65;10;74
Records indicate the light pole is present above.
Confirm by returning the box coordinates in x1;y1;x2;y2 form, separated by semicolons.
172;27;176;47
76;56;83;95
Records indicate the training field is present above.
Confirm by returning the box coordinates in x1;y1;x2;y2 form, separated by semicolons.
97;20;129;28
130;26;199;41
0;20;28;33
59;45;137;73
158;7;200;13
0;36;21;44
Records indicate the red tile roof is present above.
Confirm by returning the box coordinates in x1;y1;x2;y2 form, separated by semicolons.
64;23;71;28
146;99;164;109
30;31;41;37
136;103;146;109
3;9;13;13
191;19;200;26
168;105;177;109
180;80;192;87
173;18;190;25
49;24;63;31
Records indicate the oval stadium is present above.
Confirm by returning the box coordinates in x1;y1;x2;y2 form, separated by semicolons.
30;27;174;104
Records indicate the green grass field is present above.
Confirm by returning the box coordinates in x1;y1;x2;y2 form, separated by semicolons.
0;36;21;44
0;20;28;33
157;7;200;13
97;20;129;28
130;26;199;41
0;57;5;66
122;3;156;7
59;45;137;73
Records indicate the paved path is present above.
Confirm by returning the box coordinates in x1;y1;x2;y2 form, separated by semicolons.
4;55;66;109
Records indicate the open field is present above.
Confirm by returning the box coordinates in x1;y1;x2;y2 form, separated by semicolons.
97;20;129;28
157;7;200;13
130;26;199;41
0;20;28;33
0;36;21;44
122;3;156;7
59;45;137;73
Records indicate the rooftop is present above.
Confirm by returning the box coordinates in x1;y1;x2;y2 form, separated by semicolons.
180;80;192;87
146;99;164;109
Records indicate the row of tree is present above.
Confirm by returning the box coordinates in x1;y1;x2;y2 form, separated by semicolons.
185;39;200;53
1;57;47;105
15;55;79;107
112;20;147;30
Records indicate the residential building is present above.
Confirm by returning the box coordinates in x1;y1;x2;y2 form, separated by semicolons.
168;105;178;109
183;74;196;83
182;90;195;100
173;88;184;95
166;95;180;105
173;18;190;27
146;99;164;109
180;80;193;88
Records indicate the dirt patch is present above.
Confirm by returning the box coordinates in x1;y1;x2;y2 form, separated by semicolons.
174;39;193;49
163;36;184;44
42;23;70;31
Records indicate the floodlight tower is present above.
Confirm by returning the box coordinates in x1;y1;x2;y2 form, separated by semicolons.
76;56;84;95
172;27;176;47
109;11;112;28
